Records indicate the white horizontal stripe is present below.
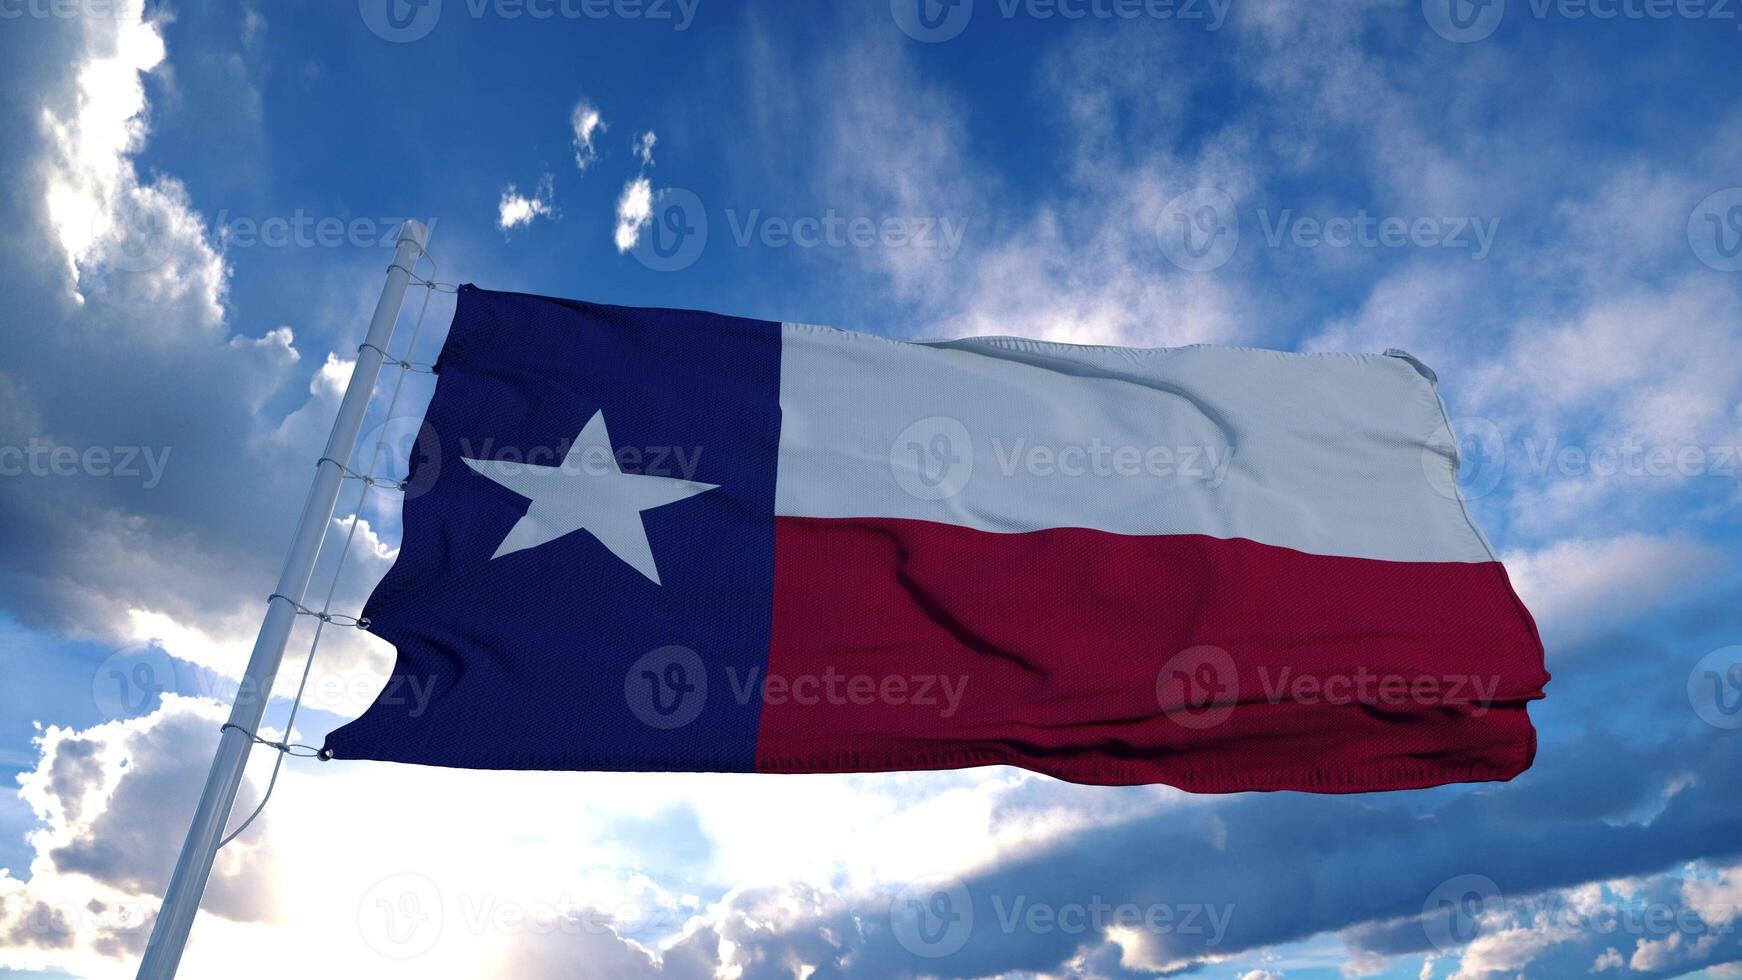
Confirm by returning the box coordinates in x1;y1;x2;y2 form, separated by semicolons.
775;323;1493;564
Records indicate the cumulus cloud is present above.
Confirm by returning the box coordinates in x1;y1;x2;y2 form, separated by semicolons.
735;19;1247;347
0;698;276;976
612;129;660;252
1501;534;1727;644
37;5;224;327
496;174;557;232
570;97;605;173
613;176;653;252
632;129;657;167
0;0;402;662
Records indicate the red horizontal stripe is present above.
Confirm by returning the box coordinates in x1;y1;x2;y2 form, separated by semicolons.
756;517;1547;792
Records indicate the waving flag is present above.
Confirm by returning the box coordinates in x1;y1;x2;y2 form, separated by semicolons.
322;286;1547;792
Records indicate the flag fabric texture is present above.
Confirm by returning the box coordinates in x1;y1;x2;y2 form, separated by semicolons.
322;285;1548;792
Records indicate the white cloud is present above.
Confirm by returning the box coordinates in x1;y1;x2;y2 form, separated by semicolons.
38;1;225;325
1501;534;1725;644
1628;930;1721;973
1449;925;1576;979
736;23;1246;347
1682;862;1742;930
0;0;393;651
614;176;653;252
633;129;657;167
496;175;556;232
0;698;277;977
570;98;605;173
610;129;661;252
0;696;1164;978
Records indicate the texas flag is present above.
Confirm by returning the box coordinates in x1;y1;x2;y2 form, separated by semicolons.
322;285;1548;793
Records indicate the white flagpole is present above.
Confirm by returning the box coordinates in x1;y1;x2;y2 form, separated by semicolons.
136;220;433;980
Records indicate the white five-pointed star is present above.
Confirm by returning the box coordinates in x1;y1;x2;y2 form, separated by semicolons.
462;410;717;584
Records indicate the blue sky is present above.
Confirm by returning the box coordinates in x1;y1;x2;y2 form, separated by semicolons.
1;0;1741;977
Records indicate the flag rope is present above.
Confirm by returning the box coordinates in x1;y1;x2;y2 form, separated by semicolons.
390;262;460;293
264;591;372;629
317;455;411;491
356;342;435;375
214;245;444;849
217;723;324;758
